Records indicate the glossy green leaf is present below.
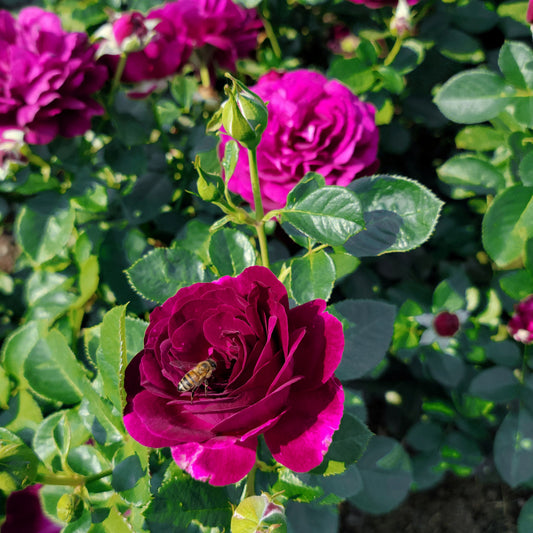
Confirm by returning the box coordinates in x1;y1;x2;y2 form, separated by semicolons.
97;305;128;412
518;496;533;533
289;250;335;304
469;366;521;402
455;125;507;151
208;228;256;276
348;436;412;515
272;468;323;503
332;299;396;380
436;29;485;63
328;57;375;94
0;428;39;493
425;351;465;388
125;317;148;363
485;340;521;368
405;421;444;452
498;41;533;90
434;69;512;124
519;150;533;186
231;494;286;533
144;465;232;532
494;407;533;487
482;185;533;266
346;175;443;255
285;172;325;209
437;154;506;194
112;454;145;492
126;246;208;304
280;187;364;246
15;193;75;264
499;270;533;300
222;140;240;181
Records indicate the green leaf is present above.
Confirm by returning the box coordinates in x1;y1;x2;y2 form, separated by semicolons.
125;317;148;363
346;175;444;255
285;172;325;209
145;466;232;532
497;1;528;23
126;247;208;304
328;57;375;95
437;154;506;195
25;329;124;441
170;75;198;110
232;494;287;533
499;270;533;300
112;454;146;493
499;41;533;90
405;421;444;452
455;126;507;151
484;340;521;368
332;299;396;380
15;193;75;264
436;29;484;63
348;436;412;515
494;407;533;487
272;468;324;503
324;412;373;466
286;502;338;533
280;187;364;246
97;305;128;412
222;140;240;181
519;150;533;186
434;69;512;124
425;351;465;388
289;250;335;304
208;228;256;277
469;367;521;403
482;185;533;266
0;428;40;493
518;496;533;533
376;66;405;94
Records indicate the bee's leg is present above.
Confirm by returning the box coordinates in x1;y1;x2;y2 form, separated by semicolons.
190;388;196;404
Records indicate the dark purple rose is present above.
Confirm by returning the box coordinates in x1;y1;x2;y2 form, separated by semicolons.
508;295;533;344
528;0;533;24
1;485;61;533
124;266;344;486
220;69;379;212
148;0;262;74
0;8;108;145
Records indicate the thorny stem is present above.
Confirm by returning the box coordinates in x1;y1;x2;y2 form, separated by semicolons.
248;148;270;268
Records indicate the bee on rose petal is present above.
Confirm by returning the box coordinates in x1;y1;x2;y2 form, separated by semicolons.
177;358;216;401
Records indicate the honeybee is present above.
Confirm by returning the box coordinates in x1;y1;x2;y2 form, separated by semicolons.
177;358;216;401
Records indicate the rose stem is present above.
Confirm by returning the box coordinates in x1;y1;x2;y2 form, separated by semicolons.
108;52;128;106
260;1;282;60
244;463;258;499
199;61;211;89
247;147;270;268
36;469;113;487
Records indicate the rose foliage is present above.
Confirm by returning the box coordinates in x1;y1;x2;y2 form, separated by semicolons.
124;266;345;485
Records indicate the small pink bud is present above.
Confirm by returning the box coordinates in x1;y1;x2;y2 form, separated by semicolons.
508;295;533;344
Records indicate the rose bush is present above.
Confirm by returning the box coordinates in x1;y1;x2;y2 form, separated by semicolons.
346;0;419;8
0;7;108;145
123;266;345;486
220;69;379;212
508;295;533;344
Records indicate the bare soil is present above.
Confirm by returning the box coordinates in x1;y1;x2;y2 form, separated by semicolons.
340;475;531;533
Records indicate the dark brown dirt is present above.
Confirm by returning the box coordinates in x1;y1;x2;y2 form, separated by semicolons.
340;475;532;533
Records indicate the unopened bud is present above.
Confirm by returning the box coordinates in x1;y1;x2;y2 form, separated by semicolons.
390;0;413;37
221;74;268;150
57;493;83;523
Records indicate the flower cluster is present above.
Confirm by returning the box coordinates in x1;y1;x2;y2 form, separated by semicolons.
508;295;533;344
99;0;262;95
124;266;344;486
0;8;108;145
220;69;379;212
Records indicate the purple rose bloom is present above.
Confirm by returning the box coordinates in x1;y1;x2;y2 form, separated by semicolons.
0;8;108;145
219;70;379;213
124;266;344;486
1;485;61;533
508;295;533;344
149;0;262;74
99;10;190;92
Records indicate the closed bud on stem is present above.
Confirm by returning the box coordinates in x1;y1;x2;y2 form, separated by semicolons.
56;493;83;523
221;74;268;150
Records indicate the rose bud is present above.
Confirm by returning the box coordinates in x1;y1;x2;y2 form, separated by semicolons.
221;75;268;150
433;311;461;338
123;266;345;486
508;295;533;344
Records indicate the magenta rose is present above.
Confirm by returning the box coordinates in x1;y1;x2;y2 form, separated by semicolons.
2;485;61;533
148;0;262;74
508;295;533;344
0;8;108;145
219;70;379;213
98;10;190;91
123;266;344;486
